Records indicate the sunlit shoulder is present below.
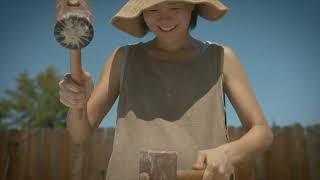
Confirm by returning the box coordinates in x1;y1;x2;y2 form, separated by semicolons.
222;45;248;85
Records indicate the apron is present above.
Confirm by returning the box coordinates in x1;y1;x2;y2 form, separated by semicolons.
106;41;231;180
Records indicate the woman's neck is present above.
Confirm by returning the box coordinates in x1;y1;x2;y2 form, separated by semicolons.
142;35;205;63
151;35;198;52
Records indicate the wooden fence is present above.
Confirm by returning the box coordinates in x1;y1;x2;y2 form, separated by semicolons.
0;124;319;180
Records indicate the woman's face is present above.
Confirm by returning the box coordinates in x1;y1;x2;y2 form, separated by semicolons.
142;2;195;39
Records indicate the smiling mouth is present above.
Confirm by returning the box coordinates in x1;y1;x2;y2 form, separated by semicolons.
158;25;177;32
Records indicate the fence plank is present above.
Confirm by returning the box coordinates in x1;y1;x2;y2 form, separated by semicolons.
288;124;310;180
40;128;52;180
0;128;9;180
28;128;41;180
14;129;30;180
306;125;320;180
87;128;111;180
58;128;71;180
254;155;267;180
6;129;18;180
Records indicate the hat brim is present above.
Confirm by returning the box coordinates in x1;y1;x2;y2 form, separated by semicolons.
111;0;228;37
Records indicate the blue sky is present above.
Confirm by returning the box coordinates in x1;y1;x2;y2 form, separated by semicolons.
1;0;319;127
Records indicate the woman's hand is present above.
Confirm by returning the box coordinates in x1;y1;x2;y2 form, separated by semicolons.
192;146;234;180
59;72;94;109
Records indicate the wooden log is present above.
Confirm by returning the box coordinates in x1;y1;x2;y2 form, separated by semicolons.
139;150;206;180
139;150;177;180
54;0;93;49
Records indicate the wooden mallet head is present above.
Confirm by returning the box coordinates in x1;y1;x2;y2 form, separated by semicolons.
54;0;93;49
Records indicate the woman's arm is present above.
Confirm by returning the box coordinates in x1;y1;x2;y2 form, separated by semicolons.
87;47;124;129
221;46;274;164
66;47;124;144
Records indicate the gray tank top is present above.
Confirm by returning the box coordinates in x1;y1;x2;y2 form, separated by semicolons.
106;41;229;180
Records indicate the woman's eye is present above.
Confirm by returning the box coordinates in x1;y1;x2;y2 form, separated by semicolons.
148;9;158;12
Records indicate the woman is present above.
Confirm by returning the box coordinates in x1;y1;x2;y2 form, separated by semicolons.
59;0;274;179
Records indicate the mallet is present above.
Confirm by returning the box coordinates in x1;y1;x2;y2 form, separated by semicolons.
140;150;205;180
54;1;94;179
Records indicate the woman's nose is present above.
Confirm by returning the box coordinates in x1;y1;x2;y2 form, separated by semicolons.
158;12;172;22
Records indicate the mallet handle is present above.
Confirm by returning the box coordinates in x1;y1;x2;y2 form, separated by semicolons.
176;170;205;180
69;49;85;85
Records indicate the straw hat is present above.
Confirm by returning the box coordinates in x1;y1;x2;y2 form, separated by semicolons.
111;0;228;37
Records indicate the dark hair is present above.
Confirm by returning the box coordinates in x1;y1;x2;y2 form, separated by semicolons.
189;7;199;30
140;7;199;33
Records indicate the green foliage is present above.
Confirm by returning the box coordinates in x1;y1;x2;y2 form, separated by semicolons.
0;66;67;128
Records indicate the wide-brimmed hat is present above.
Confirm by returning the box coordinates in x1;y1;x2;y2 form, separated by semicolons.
111;0;228;37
